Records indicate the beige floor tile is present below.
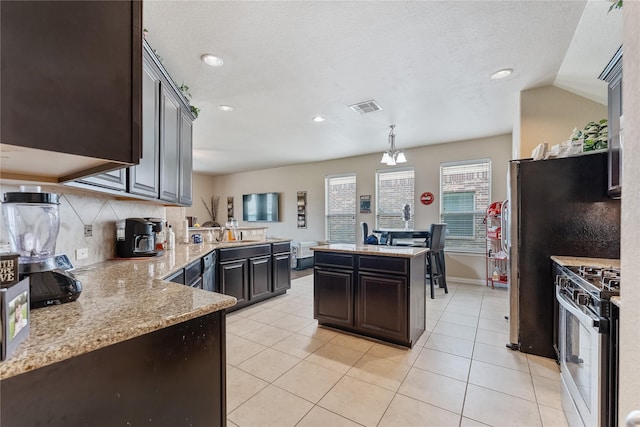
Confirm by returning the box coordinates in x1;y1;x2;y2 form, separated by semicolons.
305;342;365;374
228;384;313;427
425;333;475;358
527;354;561;379
366;342;421;366
227;317;266;336
398;366;467;414
297;323;339;341
444;302;482;317
296;406;362;427
270;313;317;332
454;284;486;293
468;360;536;401
226;335;268;366
426;308;443;321
318;376;395;427
414;330;430;347
538;404;570;427
463;384;542;427
474;328;510;348
237;348;302;382
273;360;343;403
291;305;315;319
226;365;269;412
439;311;479;328
346;353;411;391
477;317;510;334
532;375;563;410
378;393;461;427
330;333;375;352
241;324;294;347
270;299;308;314
413;347;471;381
246;307;288;324
272;333;326;359
479;308;509;321
433;321;477;341
460;417;491;426
472;342;530;372
426;317;439;332
227;419;239;427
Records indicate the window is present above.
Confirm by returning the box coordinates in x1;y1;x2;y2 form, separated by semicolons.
440;160;491;252
376;168;415;229
325;174;356;243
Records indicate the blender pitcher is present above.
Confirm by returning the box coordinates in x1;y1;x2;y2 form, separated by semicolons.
2;186;61;273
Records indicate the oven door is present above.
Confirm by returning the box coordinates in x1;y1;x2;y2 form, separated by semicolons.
557;285;607;427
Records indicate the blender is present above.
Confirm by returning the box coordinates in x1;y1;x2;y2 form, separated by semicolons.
2;186;82;308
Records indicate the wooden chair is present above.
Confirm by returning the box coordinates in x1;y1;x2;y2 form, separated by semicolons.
426;223;448;299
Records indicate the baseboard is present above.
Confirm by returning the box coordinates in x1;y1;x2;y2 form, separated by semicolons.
447;276;486;286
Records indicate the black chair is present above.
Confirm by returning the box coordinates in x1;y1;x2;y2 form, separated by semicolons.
426;223;448;299
360;222;368;244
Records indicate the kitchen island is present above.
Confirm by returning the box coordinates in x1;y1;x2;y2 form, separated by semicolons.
0;239;288;427
313;243;427;348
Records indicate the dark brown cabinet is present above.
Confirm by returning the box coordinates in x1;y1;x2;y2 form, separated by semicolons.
129;54;161;198
313;250;425;347
218;242;291;312
77;169;128;191
159;90;182;203
272;242;292;293
600;46;622;199
179;111;194;206
0;1;143;182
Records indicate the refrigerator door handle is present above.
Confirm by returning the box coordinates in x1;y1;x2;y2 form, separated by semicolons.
501;199;509;253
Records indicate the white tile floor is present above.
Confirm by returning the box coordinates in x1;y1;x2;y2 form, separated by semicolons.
225;275;568;427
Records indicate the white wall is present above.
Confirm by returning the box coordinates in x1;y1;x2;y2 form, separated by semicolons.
518;85;607;159
619;2;640;422
188;133;512;282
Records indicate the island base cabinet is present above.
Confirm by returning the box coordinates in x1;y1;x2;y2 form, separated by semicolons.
249;255;272;301
357;273;408;343
0;312;226;427
314;268;354;327
273;252;292;293
220;259;249;307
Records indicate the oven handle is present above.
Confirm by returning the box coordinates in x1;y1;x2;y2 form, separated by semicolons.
555;285;609;334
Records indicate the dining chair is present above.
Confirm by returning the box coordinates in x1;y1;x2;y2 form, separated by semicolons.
426;223;448;299
360;222;368;244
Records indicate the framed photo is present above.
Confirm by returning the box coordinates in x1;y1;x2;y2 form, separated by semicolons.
360;195;371;213
1;277;30;360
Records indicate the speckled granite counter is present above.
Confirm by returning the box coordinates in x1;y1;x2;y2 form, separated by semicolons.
312;243;428;257
0;239;289;379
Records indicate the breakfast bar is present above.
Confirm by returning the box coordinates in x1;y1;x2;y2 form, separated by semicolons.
312;243;427;347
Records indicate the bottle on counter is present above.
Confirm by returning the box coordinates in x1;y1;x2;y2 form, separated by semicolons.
182;219;190;244
167;225;175;250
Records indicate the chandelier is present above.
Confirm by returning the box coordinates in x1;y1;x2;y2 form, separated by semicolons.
380;124;407;166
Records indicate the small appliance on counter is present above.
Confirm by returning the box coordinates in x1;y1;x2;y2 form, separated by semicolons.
144;217;166;251
116;218;163;258
2;186;82;308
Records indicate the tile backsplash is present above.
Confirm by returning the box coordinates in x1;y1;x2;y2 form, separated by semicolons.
0;183;185;268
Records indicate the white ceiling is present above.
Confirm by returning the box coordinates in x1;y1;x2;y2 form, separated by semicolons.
143;0;623;176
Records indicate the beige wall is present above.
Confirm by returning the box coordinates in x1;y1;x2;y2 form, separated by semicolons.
619;2;640;422
518;85;607;159
188;133;512;283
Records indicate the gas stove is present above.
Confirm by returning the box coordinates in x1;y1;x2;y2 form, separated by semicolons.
565;264;620;299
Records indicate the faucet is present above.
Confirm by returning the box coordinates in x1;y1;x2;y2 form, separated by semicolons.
216;226;226;242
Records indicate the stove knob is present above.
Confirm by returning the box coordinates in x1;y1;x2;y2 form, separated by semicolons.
577;293;589;306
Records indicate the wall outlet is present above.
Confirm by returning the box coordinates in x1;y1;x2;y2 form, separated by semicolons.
84;225;93;237
75;248;89;260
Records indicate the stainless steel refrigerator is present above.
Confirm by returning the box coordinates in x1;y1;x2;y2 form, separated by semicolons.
505;151;620;359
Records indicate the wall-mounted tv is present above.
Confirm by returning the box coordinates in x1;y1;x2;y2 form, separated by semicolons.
242;192;280;222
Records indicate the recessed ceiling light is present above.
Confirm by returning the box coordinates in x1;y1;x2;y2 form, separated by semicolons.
490;68;513;80
201;54;224;67
218;105;234;112
312;116;326;122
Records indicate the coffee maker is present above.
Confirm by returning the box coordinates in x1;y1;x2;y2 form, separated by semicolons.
116;218;162;258
2;186;82;308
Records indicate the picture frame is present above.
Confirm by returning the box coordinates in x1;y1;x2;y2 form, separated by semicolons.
1;277;30;360
360;195;371;213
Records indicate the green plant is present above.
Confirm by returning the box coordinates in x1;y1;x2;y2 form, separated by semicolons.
609;0;622;12
190;106;200;118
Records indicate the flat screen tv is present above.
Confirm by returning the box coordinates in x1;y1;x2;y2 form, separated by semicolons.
242;192;280;222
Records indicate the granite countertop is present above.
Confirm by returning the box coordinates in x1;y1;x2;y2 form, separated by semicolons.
0;239;289;380
551;255;620;269
312;243;428;258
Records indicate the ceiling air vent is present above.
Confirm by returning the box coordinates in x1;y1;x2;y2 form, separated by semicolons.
349;100;383;115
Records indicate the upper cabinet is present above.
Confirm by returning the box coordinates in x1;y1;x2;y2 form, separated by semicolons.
599;46;622;199
0;1;143;182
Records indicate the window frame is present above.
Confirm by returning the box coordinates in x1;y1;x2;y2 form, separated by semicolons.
325;173;357;243
439;159;492;253
375;167;416;230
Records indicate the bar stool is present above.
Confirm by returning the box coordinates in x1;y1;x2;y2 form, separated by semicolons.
426;223;448;299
